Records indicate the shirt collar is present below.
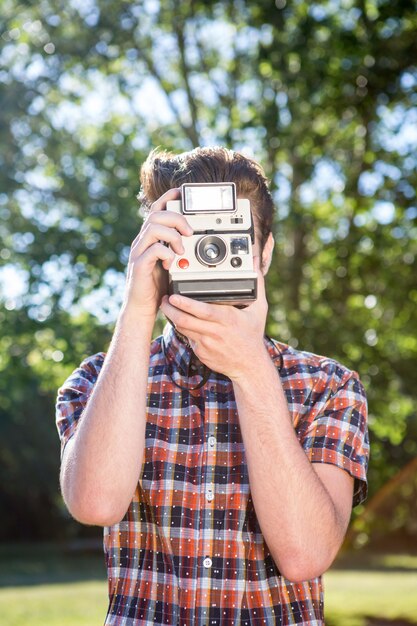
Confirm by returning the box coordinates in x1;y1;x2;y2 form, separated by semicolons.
161;322;212;391
264;334;285;371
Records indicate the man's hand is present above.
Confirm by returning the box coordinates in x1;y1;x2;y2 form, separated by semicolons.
124;188;194;321
61;188;196;526
159;257;269;380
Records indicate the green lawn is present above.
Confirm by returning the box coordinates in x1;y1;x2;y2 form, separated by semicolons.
324;552;417;626
0;581;107;626
1;545;416;626
325;570;417;626
0;542;108;626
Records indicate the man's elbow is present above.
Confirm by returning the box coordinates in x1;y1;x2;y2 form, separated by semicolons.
276;546;339;583
64;496;127;527
279;561;327;583
61;480;127;527
60;462;129;526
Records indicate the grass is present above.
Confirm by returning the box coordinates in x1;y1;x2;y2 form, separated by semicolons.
0;581;107;626
1;545;417;626
324;556;417;626
0;542;108;626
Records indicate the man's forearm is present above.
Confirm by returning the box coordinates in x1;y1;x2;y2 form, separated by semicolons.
232;346;346;582
61;305;154;526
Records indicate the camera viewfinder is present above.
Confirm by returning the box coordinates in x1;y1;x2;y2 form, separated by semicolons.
231;237;250;255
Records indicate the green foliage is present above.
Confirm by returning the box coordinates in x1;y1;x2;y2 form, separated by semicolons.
348;458;417;551
0;0;416;540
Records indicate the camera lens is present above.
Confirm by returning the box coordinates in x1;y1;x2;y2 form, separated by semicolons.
196;235;227;266
206;243;220;259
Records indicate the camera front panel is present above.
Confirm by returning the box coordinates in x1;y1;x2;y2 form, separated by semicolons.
166;184;257;304
176;232;254;273
166;198;253;235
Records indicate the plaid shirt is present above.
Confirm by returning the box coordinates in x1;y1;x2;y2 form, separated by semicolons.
56;322;369;626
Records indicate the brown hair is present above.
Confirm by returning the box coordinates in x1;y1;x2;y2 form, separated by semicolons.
138;146;274;254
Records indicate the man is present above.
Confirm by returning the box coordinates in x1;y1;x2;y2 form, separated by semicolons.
56;146;369;625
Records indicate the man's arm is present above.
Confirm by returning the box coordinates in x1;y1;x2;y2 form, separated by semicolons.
60;308;154;526
231;351;354;582
60;188;193;526
159;261;359;582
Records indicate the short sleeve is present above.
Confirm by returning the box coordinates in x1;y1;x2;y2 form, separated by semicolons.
301;369;369;507
55;353;105;457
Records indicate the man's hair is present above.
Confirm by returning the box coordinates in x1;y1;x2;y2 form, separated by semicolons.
138;146;275;254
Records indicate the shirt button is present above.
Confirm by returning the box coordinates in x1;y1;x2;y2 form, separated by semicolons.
203;557;212;568
208;436;216;448
206;486;214;502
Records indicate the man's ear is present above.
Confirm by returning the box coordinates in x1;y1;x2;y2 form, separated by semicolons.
261;232;275;276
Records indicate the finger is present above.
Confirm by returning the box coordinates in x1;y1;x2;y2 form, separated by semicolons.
147;210;194;236
131;211;192;251
130;223;185;258
149;187;181;213
167;294;226;322
160;296;209;335
135;242;176;271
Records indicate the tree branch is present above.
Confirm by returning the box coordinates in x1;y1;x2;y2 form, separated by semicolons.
172;15;200;147
138;47;198;149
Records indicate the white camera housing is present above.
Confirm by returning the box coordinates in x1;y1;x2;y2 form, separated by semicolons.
166;182;257;305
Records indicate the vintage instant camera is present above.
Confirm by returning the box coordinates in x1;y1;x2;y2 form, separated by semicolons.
166;182;257;305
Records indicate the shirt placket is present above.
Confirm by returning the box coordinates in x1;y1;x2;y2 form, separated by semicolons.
196;380;218;621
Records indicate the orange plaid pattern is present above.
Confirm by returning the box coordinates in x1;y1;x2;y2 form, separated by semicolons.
56;322;368;625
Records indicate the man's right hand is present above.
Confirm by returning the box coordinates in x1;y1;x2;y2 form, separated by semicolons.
60;187;194;527
123;188;194;321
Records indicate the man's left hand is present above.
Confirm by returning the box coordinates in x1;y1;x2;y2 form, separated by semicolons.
159;257;269;381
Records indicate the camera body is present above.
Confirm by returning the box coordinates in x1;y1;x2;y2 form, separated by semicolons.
166;182;257;305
